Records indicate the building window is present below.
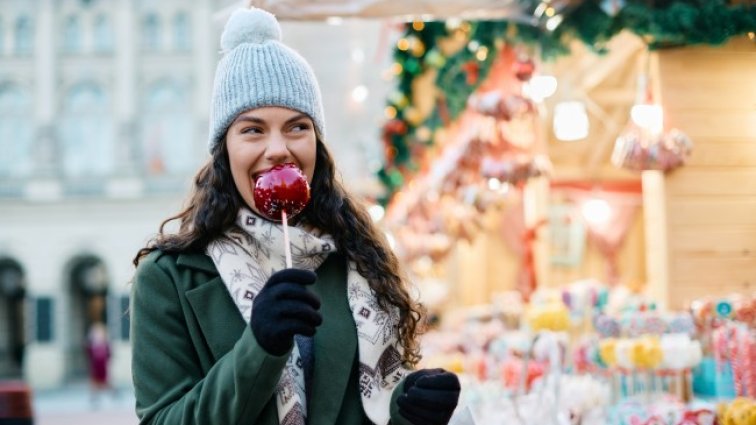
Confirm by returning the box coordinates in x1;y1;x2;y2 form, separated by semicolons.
173;12;191;52
141;81;194;176
0;84;34;178
60;83;115;177
14;16;33;56
62;15;81;54
35;297;54;343
142;13;161;52
93;14;113;53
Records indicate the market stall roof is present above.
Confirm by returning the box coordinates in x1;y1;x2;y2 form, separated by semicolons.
218;0;531;21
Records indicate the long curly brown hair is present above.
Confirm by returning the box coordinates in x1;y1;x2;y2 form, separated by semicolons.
134;137;423;366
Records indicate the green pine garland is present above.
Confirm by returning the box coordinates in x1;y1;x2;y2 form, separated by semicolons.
378;1;756;203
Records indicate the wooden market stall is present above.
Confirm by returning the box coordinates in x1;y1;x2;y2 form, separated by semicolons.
645;36;756;310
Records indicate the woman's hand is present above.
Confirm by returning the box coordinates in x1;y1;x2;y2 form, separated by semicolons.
249;268;322;356
397;368;460;425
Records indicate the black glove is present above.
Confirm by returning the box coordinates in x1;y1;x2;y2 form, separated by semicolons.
249;268;322;356
397;368;460;425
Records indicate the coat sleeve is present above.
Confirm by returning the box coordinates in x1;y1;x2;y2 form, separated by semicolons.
389;378;414;425
131;255;289;425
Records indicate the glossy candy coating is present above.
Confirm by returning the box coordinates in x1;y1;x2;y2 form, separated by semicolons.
253;163;310;221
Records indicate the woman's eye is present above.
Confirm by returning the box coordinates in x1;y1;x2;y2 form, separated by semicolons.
242;127;263;134
290;123;310;132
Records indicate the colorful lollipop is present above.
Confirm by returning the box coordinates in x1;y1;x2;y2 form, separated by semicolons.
253;163;310;267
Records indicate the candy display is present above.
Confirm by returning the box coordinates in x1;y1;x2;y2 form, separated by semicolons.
418;283;753;425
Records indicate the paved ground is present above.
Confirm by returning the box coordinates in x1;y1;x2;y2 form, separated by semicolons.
32;383;138;425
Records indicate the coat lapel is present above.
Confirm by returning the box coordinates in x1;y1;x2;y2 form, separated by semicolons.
181;254;246;363
309;254;357;424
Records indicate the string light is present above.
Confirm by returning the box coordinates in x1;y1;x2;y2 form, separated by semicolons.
397;38;410;51
475;46;489;61
384;106;397;119
412;20;425;31
415;126;432;142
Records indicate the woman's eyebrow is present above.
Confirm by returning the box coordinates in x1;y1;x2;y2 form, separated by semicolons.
231;113;309;126
232;115;266;125
284;113;309;124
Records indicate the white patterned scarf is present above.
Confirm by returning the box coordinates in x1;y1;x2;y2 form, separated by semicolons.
206;208;408;425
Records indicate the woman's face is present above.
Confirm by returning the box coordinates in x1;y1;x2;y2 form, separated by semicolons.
225;106;317;218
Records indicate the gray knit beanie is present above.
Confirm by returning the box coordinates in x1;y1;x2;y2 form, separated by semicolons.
208;7;325;152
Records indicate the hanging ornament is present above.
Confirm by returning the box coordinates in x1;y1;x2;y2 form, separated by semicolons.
461;60;480;85
611;127;692;172
469;91;534;121
513;57;535;82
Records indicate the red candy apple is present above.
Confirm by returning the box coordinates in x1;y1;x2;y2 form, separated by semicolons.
253;163;310;221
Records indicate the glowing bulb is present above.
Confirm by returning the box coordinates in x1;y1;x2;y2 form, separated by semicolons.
581;198;611;225
631;104;664;134
475;46;489;61
351;85;369;103
368;204;385;221
553;101;589;141
487;178;501;191
545;15;563;31
523;75;558;102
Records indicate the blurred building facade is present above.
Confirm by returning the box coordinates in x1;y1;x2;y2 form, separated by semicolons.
0;0;391;390
0;0;218;389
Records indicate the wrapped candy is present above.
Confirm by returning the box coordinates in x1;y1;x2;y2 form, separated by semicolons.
661;333;702;370
526;303;570;332
718;397;756;425
630;336;663;370
594;314;621;338
599;338;618;368
667;313;696;336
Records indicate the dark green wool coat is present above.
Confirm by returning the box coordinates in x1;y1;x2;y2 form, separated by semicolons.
131;250;412;425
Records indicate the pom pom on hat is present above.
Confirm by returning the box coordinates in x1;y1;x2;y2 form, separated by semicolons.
220;7;281;52
208;6;326;151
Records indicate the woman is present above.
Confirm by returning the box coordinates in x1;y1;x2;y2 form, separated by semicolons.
85;321;112;405
131;6;460;425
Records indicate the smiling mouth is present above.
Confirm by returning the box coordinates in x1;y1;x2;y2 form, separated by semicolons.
253;163;299;181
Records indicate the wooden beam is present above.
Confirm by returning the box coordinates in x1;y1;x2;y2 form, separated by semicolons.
584;106;628;178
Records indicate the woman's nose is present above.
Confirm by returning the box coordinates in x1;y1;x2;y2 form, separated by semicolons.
264;133;291;163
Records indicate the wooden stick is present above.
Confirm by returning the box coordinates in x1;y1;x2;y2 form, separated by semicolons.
282;210;292;268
